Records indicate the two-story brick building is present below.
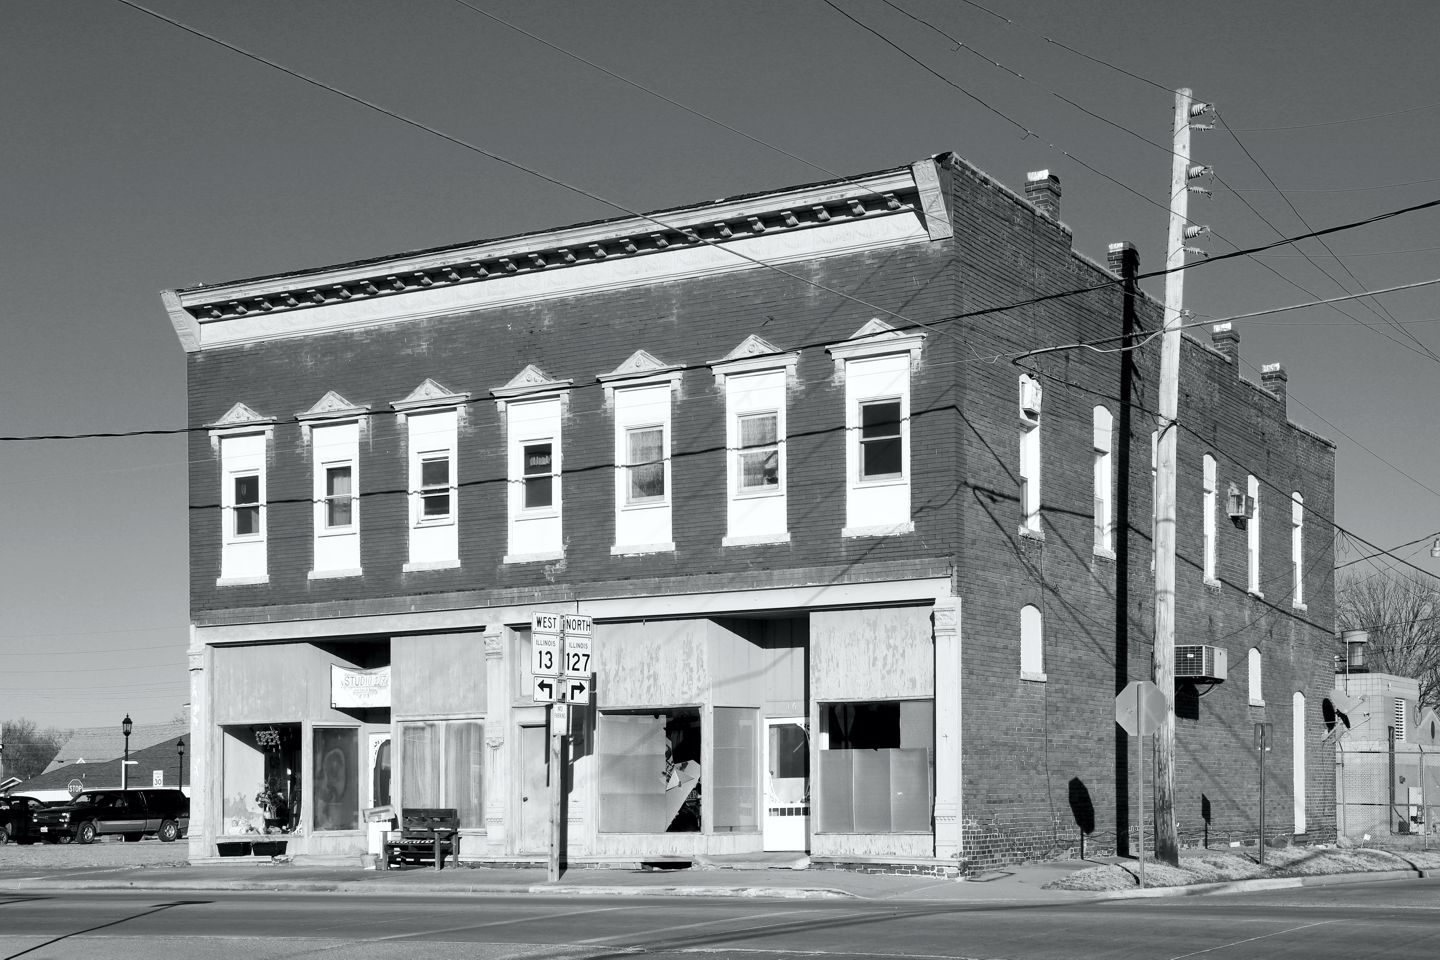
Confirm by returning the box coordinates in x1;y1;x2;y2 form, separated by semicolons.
164;152;1335;867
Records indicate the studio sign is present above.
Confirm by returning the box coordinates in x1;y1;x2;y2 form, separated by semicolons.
331;664;391;708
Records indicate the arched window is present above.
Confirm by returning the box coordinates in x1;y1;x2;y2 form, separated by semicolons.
1291;493;1305;607
1018;377;1042;534
1093;406;1113;553
1020;605;1045;681
1202;455;1217;582
1247;475;1262;595
1293;692;1306;834
1248;648;1264;706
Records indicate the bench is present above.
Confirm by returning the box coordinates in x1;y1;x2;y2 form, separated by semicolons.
382;807;460;871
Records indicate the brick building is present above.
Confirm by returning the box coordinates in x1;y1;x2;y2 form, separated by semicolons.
163;152;1335;866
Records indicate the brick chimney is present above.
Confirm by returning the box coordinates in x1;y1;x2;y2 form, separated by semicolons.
1210;322;1239;369
1025;170;1061;220
1261;362;1288;410
1106;241;1137;276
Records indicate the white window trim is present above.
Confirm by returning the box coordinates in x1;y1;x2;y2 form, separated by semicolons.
1019;418;1042;537
1248;648;1265;707
393;384;467;573
1202;454;1219;586
1093;406;1113;555
1291;492;1305;609
494;372;570;565
1020;604;1046;683
208;408;275;587
1247;474;1263;597
714;346;795;547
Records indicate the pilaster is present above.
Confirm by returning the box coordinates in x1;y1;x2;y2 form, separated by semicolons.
933;599;963;860
482;625;506;853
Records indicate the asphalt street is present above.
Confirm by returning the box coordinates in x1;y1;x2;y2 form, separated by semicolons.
2;880;1438;960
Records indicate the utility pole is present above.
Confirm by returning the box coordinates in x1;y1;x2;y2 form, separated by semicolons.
1154;86;1212;867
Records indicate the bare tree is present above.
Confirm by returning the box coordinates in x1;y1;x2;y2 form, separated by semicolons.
1;718;68;782
1336;571;1440;708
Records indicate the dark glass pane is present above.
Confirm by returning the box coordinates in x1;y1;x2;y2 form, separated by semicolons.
327;496;353;527
234;504;259;537
861;436;902;477
420;457;449;488
860;401;901;439
326;465;351;498
421;491;450;518
234;474;259;506
523;443;552;477
740;450;779;489
629;461;664;500
524;474;553;509
739;413;777;449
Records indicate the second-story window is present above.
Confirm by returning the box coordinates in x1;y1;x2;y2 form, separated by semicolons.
1247;474;1262;595
301;395;366;578
233;473;261;537
1291;492;1305;607
393;380;469;572
324;464;354;529
419;454;452;520
523;442;554;509
600;354;680;556
625;427;665;502
209;404;275;585
738;413;779;491
1093;406;1113;553
711;338;795;547
860;399;903;479
1203;454;1218;582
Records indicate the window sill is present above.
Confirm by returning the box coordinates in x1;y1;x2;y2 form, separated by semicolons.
1018;526;1045;542
1250;699;1266;708
841;521;914;539
1203;577;1222;593
610;542;676;556
620;500;669;513
1021;671;1048;683
413;518;456;529
403;559;460;572
216;576;268;587
503;550;564;564
853;475;907;489
309;567;363;580
1092;547;1115;562
317;527;357;539
734;488;784;501
1247;588;1265;600
1292;601;1307;612
723;533;791;547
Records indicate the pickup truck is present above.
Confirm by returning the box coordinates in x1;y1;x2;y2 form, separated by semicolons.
33;788;189;844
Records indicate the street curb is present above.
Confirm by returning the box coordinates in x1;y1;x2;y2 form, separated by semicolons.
0;878;856;900
1082;868;1430;900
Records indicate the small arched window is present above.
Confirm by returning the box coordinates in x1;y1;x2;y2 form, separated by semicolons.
1021;605;1045;681
1093;406;1113;553
1248;648;1264;706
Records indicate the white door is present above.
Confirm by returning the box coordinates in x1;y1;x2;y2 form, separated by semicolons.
764;717;809;851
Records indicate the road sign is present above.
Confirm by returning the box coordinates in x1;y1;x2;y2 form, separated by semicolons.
532;633;560;677
1115;679;1167;737
564;633;592;678
565;677;591;705
562;613;592;637
532;676;558;703
532;611;564;635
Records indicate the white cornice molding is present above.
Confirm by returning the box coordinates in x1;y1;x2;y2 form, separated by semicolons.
391;379;470;414
825;318;927;366
205;402;276;436
597;350;683;400
709;335;798;384
491;364;573;402
297;390;370;423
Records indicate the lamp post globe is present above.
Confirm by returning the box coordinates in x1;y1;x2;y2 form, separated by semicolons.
122;714;132;790
177;739;185;790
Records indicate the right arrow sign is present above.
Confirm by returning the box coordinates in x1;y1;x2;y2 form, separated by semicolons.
567;678;591;705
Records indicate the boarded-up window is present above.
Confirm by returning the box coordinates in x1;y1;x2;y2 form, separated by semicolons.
712;707;758;831
817;700;932;834
598;709;701;833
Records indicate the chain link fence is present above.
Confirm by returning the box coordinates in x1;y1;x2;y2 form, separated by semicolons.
1336;739;1439;846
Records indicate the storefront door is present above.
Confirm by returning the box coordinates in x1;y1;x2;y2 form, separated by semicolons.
367;733;392;809
517;724;549;855
763;717;809;851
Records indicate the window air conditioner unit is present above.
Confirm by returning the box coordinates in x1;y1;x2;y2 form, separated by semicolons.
1019;377;1043;420
1175;644;1227;684
1225;484;1252;520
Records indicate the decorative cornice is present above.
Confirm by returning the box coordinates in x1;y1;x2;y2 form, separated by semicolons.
391;379;470;413
205;402;276;433
491;364;573;401
826;318;927;364
710;334;798;382
172;170;924;331
297;390;370;422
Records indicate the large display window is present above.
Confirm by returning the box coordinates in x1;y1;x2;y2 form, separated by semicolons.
399;719;484;828
817;700;933;833
598;709;702;833
312;727;360;831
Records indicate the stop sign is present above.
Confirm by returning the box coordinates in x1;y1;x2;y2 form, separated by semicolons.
1115;679;1168;736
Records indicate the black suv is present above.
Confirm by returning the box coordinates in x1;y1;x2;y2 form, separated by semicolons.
32;789;189;844
0;795;47;845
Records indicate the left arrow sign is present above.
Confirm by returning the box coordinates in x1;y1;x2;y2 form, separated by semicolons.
532;677;557;703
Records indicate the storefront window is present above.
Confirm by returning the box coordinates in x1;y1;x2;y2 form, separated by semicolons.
817;700;933;834
399;720;484;829
312;727;360;831
598;709;701;833
712;707;758;831
221;723;300;836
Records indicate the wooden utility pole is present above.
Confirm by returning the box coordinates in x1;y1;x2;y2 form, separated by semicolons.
548;699;565;883
1154;86;1211;867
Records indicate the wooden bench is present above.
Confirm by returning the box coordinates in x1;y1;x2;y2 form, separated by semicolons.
382;808;460;871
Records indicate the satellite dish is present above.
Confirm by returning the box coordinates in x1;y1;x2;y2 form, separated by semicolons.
67;779;83;798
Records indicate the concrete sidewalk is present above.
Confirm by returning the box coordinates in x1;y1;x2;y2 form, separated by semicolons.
0;856;1426;903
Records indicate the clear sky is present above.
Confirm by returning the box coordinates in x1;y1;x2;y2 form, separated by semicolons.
4;0;1439;731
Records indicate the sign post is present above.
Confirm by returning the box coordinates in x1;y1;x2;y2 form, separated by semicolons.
532;611;595;883
1117;679;1167;889
1255;722;1272;865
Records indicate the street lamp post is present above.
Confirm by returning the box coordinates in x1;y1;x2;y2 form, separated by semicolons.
122;714;132;790
177;739;185;790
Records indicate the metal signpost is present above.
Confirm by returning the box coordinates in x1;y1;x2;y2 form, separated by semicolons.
1255;722;1272;865
531;611;594;883
1116;679;1167;888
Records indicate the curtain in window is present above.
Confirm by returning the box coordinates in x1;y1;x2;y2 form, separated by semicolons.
401;722;438;808
446;721;485;828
